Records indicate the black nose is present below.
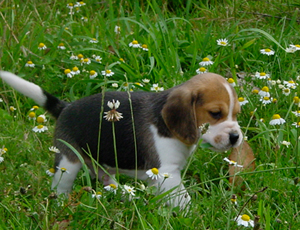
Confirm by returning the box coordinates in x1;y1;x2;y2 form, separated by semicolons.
229;132;239;145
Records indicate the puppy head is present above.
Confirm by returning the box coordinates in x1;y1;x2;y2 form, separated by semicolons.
162;73;242;151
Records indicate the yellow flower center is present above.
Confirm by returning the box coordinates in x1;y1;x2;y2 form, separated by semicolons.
295;44;300;48
38;43;45;48
68;3;73;7
252;89;259;94
202;57;210;62
90;70;96;75
151;168;159;175
109;184;117;189
83;58;89;63
264;48;271;52
72;67;79;72
64;69;71;74
28;112;36;118
119;58;124;62
288;80;295;84
77;54;83;59
227;78;234;83
32;105;39;110
238;97;244;102
92;38;97;41
106;70;111;74
199;67;206;72
27;61;33;64
272;98;277;103
294;96;300;103
284;88;290;93
9;106;15;111
261;86;269;92
142;44;148;49
231;198;236;202
220;41;226;45
241;214;250;222
49;168;55;173
37;116;45;123
37;125;44;129
61;167;67;172
272;114;281;120
260;72;266;76
132;40;138;44
79;1;84;5
58;43;64;46
263;96;269;100
96;191;102;195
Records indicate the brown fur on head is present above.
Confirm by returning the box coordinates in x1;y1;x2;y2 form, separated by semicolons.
162;73;241;147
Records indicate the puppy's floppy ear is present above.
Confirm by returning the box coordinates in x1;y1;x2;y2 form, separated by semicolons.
162;87;200;146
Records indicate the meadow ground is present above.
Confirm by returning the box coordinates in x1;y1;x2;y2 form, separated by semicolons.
0;0;300;229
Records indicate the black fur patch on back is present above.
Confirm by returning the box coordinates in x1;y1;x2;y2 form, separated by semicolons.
43;90;68;118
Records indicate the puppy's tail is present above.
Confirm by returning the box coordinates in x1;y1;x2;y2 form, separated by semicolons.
0;71;67;119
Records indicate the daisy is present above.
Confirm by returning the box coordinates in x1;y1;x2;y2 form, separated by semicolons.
252;89;259;94
284;80;297;89
89;70;98;79
235;214;254;227
269;114;286;125
260;96;272;105
104;99;123;122
75;1;86;7
112;83;118;88
129;40;141;48
293;96;300;104
142;78;150;84
64;69;73;78
216;38;229;46
38;43;47;50
223;157;243;167
292;121;300;128
70;54;78;60
123;185;135;196
49;146;60;153
77;54;84;60
67;3;74;9
282;88;290;96
260;48;275;56
57;43;66;49
162;172;172;179
81;58;91;65
289;44;300;51
0;155;4;163
104;184;118;194
28;112;36;120
89;38;98;43
150;83;164;92
141;44;148;51
146;168;162;180
255;72;269;79
196;67;207;74
46;168;55;176
92;191;102;199
9;106;16;111
25;61;35;68
238;97;248;106
56;166;69;173
114;26;121;34
281;141;291;148
32;125;48;133
292;110;300;117
37;114;47;123
199;57;213;66
119;58;125;63
101;69;114;77
81;16;88;22
285;46;297;53
258;86;270;97
227;78;236;87
30;105;39;111
93;55;102;63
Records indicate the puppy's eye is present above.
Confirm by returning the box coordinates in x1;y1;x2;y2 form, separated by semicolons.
209;111;222;119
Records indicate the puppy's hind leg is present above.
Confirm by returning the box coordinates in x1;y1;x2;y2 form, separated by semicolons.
52;155;82;195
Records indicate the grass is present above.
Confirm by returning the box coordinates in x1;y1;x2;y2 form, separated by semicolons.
0;0;300;229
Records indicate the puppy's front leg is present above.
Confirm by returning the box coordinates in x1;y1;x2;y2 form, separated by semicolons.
150;169;191;210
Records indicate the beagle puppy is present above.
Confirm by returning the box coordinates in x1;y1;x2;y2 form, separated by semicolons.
0;71;242;209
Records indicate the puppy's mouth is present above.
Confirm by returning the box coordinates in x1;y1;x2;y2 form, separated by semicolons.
199;138;242;152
